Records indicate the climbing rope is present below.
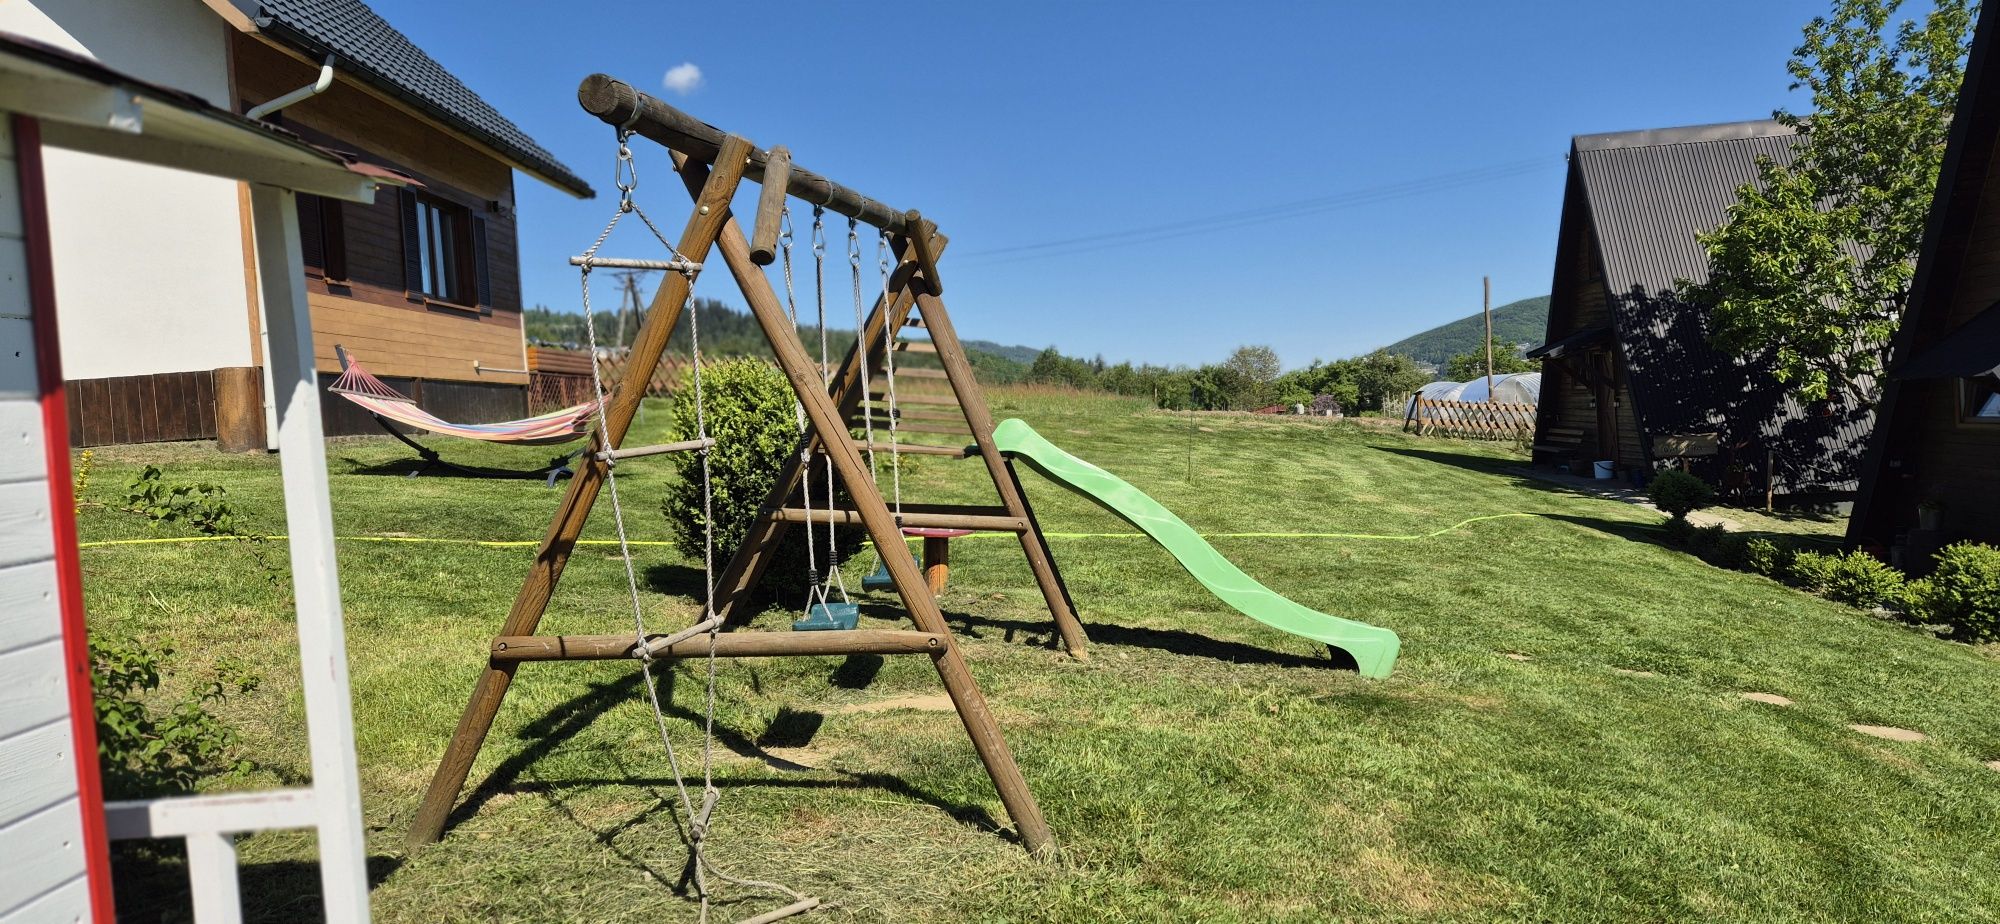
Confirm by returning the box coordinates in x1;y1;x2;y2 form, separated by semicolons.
577;130;810;923
878;230;903;519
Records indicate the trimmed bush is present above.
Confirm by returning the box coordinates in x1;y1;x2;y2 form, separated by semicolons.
1743;538;1784;576
1787;550;1837;593
1906;542;2000;642
1690;523;1729;558
1820;550;1906;610
660;359;863;599
1647;469;1715;520
1662;516;1698;547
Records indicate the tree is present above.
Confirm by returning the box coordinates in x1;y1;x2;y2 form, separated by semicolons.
1685;0;1975;403
1444;338;1535;382
1221;345;1283;408
1348;349;1430;412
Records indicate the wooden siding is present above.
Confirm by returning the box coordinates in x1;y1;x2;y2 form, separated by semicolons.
63;370;218;447
0;112;89;922
310;290;527;385
1538;222;1647;467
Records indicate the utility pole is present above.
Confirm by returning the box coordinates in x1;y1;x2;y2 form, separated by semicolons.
611;269;650;349
1483;275;1494;400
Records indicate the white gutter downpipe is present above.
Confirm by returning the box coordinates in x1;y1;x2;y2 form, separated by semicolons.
246;54;335;120
247;54;335;448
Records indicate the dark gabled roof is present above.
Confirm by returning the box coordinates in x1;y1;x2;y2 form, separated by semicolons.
1849;4;2000;542
1540;119;1874;490
239;0;592;198
1895;301;2000;378
1524;325;1609;360
1573;119;1799;295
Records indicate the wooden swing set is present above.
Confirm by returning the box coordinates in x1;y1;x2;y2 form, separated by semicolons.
406;76;1093;875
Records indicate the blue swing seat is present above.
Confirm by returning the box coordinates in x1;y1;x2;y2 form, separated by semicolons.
793;601;860;632
860;556;895;590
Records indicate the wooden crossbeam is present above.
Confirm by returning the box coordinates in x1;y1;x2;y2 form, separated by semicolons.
888;367;950;380
491;629;946;662
767;506;1028;533
883;422;973;436
846;439;971;458
894;340;937;353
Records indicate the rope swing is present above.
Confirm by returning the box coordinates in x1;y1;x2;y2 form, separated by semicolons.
575;130;816;924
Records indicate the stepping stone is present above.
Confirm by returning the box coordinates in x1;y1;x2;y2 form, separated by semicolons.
1985;760;2000;772
1739;692;1793;706
1613;668;1659;678
1850;724;1927;742
1502;652;1533;662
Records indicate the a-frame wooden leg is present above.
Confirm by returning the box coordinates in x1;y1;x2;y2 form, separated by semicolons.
915;289;1092;659
682;152;1054;856
406;138;756;848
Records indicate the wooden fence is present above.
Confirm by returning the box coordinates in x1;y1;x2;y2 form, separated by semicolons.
1405;398;1536;441
526;347;744;412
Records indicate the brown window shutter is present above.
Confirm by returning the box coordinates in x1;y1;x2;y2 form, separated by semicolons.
297;193;325;271
398;188;422;292
323;198;348;280
472;215;492;313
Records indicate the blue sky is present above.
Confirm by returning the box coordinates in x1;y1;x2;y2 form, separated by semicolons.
380;1;1834;369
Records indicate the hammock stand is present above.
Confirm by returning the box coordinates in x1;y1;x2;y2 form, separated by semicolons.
328;346;594;486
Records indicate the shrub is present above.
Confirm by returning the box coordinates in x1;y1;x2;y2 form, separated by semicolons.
92;634;259;799
1711;532;1752;570
1662;516;1698;547
1819;550;1907;610
1743;538;1784;576
660;359;863;599
1787;550;1837;593
1690;523;1729;558
1906;542;2000;642
1647;469;1715;520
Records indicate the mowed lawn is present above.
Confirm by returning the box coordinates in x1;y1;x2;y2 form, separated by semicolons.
76;388;2000;923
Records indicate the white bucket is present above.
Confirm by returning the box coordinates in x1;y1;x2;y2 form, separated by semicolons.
1592;460;1616;480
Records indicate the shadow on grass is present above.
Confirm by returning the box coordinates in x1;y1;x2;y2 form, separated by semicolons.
444;668;1006;850
855;599;1356;672
335;453;573;484
110;848;402;923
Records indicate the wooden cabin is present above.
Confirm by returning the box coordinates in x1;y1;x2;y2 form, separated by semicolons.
0;0;591;449
1529;121;1873;497
1849;6;2000;558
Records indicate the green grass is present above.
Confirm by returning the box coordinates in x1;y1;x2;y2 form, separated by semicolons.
77;389;2000;923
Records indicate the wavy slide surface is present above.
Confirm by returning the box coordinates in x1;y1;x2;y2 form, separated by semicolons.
992;418;1400;678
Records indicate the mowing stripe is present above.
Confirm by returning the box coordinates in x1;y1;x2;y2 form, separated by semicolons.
76;512;1560;550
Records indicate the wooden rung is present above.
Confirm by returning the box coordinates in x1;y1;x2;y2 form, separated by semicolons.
767;506;1028;533
902;315;926;328
569;255;701;273
885;422;972;436
491;629;948;662
596;437;714;462
748;145;791;266
851;407;964;424
895;340;938;353
847;440;972;458
888;367;950;380
867;391;958;407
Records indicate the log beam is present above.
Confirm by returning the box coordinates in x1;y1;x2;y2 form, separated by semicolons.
491;630;947;662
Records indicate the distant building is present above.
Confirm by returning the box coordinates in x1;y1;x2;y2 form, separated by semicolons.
1529;120;1872;496
1849;5;2000;556
0;0;592;448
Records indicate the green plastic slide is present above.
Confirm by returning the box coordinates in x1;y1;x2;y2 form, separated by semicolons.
991;418;1401;678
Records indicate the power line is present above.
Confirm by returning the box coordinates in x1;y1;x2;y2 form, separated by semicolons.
953;154;1561;266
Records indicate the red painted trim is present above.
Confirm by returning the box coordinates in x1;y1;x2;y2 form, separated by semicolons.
14;114;117;923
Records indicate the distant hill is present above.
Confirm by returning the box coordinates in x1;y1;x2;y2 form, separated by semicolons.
1381;295;1550;366
961;339;1044;365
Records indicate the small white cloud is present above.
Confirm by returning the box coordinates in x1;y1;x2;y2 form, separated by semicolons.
663;62;703;95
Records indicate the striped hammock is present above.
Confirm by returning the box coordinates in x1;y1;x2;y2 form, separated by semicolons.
329;353;599;446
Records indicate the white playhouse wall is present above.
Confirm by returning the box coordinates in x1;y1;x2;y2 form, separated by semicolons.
0;0;256;380
0;115;95;924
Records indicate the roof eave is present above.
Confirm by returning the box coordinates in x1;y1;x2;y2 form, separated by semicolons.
215;4;594;199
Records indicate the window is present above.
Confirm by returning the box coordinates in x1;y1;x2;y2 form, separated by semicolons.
296;193;347;280
412;195;470;302
1961;374;2000;424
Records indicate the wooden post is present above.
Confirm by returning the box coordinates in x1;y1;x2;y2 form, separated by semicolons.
407;137;754;848
923;536;952;595
903;211;943;295
679;151;1054;856
749;145;791;266
211;365;265;453
917;288;1091;659
1483;275;1493;399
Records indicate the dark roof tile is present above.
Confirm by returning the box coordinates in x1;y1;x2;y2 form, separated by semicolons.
247;0;592;197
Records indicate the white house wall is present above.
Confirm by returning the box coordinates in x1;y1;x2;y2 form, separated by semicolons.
0;112;92;924
0;0;255;380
